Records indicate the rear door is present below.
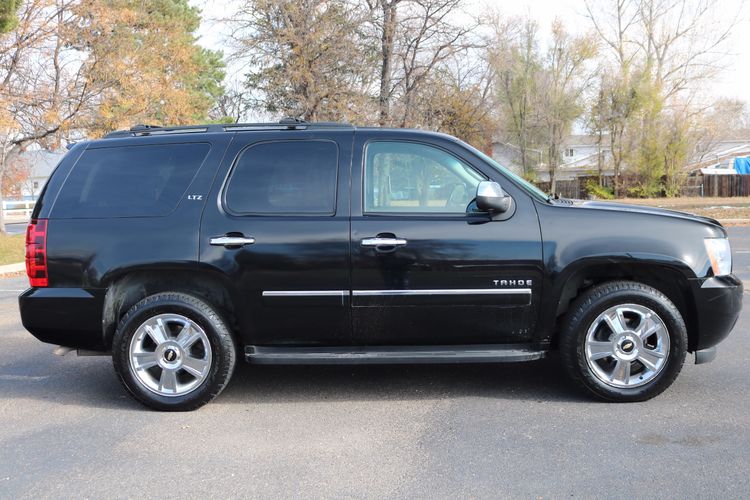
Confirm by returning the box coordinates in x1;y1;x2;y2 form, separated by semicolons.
200;129;353;346
350;131;544;346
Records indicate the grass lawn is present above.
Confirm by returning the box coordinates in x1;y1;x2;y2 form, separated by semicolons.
0;234;25;266
620;197;750;223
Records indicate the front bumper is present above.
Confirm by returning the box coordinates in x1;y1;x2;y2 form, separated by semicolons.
690;274;743;351
19;287;106;350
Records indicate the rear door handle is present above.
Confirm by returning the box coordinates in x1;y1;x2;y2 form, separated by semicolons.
210;235;256;247
361;237;407;247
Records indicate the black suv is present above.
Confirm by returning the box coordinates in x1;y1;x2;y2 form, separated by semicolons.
20;121;742;410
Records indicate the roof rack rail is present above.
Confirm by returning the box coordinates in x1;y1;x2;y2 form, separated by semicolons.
130;124;161;131
105;125;211;138
279;117;305;125
103;119;354;138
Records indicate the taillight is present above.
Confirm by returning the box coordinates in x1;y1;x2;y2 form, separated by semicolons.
25;219;48;287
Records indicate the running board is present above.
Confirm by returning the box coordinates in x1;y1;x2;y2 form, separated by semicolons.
244;345;546;365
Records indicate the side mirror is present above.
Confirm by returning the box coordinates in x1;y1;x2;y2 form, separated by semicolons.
476;181;512;214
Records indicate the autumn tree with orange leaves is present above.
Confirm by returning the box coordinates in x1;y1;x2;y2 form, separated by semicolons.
0;0;224;233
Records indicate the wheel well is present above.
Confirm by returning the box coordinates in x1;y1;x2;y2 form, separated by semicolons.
552;264;697;350
102;270;237;349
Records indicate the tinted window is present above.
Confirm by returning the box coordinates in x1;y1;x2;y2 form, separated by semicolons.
364;141;484;214
54;143;210;218
224;140;338;215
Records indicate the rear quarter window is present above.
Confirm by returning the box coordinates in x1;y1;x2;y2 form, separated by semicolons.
52;143;210;218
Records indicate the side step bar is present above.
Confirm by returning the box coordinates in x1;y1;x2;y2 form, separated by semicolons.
245;345;546;365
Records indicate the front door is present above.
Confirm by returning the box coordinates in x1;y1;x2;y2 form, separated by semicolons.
350;133;543;346
200;130;353;346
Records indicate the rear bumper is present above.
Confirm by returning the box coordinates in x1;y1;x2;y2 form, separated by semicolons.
691;275;743;351
19;287;106;350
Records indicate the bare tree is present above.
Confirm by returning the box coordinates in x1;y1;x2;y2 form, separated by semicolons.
0;0;82;233
363;0;474;127
537;22;597;193
394;0;477;127
585;0;640;71
210;87;250;123
487;16;543;178
636;0;737;98
585;0;738;196
364;0;404;125
412;51;496;149
230;0;373;122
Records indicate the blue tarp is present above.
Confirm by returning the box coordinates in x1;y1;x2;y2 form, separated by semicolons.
735;157;750;174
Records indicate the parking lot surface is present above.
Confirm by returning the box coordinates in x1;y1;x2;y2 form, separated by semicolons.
1;228;749;498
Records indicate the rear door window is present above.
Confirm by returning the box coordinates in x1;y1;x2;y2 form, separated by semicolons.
223;140;338;215
53;143;210;218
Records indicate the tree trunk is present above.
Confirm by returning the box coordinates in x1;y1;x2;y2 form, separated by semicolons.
549;167;556;194
548;150;558;194
548;125;559;194
0;153;8;235
378;0;397;127
0;179;7;236
611;132;621;197
596;133;603;187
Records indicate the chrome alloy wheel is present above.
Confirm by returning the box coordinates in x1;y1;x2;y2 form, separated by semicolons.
128;314;212;397
584;304;670;388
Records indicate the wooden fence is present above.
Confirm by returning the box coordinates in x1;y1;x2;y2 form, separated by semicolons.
2;200;35;222
540;174;750;199
682;175;750;197
537;176;610;199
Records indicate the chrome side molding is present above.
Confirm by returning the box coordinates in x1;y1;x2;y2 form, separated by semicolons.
262;290;346;297
261;288;532;298
352;288;532;296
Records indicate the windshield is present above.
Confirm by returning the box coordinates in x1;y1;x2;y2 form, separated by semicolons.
466;145;551;203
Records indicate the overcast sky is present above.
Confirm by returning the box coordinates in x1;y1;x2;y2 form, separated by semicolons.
191;0;750;105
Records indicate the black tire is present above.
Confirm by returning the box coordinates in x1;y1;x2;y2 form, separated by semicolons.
560;281;687;402
112;292;236;411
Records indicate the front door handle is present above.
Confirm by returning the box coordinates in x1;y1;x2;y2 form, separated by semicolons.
210;235;256;247
361;237;407;247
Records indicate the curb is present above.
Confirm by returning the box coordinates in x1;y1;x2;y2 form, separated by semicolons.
0;262;25;278
0;262;24;273
717;219;750;226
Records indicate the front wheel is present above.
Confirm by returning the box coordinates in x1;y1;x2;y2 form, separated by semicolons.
112;292;237;411
560;281;687;402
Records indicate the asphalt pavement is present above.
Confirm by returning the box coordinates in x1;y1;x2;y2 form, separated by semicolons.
1;229;749;498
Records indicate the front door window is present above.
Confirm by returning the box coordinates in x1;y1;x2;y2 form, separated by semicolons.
364;141;484;215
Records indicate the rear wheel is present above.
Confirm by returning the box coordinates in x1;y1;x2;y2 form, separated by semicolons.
560;281;687;402
112;292;236;411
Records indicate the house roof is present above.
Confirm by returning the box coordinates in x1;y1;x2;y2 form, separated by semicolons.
564;134;609;147
493;135;609;148
697;167;737;175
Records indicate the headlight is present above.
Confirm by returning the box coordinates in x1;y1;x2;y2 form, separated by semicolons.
704;238;732;276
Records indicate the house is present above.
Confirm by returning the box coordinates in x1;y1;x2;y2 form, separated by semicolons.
687;130;750;175
491;135;612;182
10;149;65;200
493;130;750;182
